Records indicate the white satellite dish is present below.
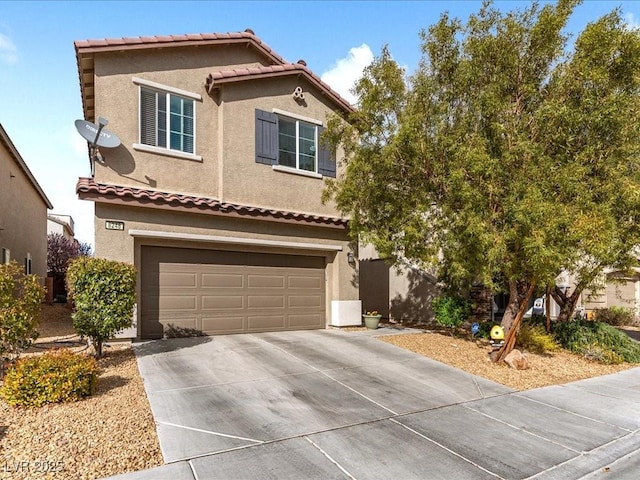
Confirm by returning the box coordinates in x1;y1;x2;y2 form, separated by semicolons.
74;117;121;166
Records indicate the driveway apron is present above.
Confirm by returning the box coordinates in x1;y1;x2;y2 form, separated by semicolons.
108;328;640;480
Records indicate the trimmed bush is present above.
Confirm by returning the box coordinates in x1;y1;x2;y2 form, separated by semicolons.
431;296;471;330
0;261;44;362
593;306;635;327
553;319;640;364
0;350;99;408
517;323;559;354
66;258;136;357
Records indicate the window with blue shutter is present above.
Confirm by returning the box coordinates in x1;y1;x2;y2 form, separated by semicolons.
255;109;336;177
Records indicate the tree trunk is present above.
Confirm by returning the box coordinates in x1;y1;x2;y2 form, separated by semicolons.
491;280;535;363
95;339;103;358
549;286;582;323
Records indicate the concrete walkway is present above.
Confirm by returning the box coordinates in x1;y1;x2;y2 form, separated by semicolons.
106;328;640;479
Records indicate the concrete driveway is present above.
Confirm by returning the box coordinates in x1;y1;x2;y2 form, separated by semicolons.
109;328;640;479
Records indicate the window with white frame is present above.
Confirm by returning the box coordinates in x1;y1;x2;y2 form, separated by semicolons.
278;117;317;172
140;87;195;154
255;109;336;177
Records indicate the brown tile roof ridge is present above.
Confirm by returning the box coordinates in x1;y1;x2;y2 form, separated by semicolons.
74;30;287;65
76;178;348;228
207;63;354;113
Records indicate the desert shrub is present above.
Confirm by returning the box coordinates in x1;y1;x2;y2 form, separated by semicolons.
0;261;44;362
582;345;625;365
593;306;635;327
517;323;559;354
553;319;640;364
0;350;99;408
431;296;471;330
66;258;136;357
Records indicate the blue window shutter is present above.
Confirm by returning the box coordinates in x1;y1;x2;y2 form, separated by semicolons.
317;126;336;177
255;109;278;165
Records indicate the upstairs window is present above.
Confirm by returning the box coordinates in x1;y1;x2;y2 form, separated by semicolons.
255;109;336;177
139;87;195;154
278;117;317;172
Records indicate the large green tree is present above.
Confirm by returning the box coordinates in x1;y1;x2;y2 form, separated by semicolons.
324;0;640;360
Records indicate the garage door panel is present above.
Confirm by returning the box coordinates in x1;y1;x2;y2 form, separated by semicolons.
202;273;244;288
288;275;323;289
289;314;324;328
141;246;325;338
247;274;285;289
248;295;286;309
202;295;244;310
202;316;245;333
158;317;199;331
248;315;286;330
159;295;198;311
288;295;323;309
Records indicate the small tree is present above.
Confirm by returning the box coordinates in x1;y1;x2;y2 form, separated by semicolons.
47;233;80;275
66;257;136;357
0;261;44;362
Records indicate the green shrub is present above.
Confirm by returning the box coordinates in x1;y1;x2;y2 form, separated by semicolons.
553;319;640;364
593;306;635;327
0;350;99;408
0;261;44;362
66;258;136;357
582;345;625;365
517;323;559;354
431;296;471;330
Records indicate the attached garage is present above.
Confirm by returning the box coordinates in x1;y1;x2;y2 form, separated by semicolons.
140;246;326;338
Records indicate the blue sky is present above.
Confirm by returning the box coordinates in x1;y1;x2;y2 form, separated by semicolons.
1;0;639;245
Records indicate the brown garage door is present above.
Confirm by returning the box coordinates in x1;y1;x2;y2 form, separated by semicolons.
140;246;326;338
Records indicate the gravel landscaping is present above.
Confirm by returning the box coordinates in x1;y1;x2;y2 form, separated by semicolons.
0;305;163;480
1;307;638;479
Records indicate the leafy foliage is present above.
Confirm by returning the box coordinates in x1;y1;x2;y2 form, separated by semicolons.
0;261;44;362
66;258;136;357
0;350;99;407
517;323;559;354
593;306;635;327
431;296;471;329
47;233;82;275
553;319;640;363
323;0;640;357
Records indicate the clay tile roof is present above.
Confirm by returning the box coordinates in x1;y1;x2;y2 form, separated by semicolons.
205;63;353;114
76;178;348;229
75;30;292;121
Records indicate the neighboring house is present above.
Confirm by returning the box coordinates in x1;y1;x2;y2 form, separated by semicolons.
47;214;75;241
583;268;640;315
74;30;360;339
0;123;53;278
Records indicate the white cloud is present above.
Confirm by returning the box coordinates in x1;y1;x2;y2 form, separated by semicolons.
625;13;640;30
0;33;18;64
321;44;374;106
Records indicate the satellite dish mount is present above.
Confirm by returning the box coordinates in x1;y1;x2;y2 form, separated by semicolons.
74;117;121;172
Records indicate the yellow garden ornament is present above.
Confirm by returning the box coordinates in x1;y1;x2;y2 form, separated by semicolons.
490;325;505;341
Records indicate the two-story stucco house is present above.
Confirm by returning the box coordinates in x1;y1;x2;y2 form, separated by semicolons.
74;30;361;339
0;123;53;278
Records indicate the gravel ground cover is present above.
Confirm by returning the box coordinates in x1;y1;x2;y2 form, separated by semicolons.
1;307;637;479
0;305;163;480
378;328;637;391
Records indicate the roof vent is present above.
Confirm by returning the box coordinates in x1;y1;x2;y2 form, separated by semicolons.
297;59;307;67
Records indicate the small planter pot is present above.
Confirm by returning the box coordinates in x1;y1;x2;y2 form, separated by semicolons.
363;314;382;329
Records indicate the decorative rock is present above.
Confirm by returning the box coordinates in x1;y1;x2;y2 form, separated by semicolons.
504;349;529;370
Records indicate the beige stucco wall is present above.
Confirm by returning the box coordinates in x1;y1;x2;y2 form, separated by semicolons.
91;44;343;218
0;142;49;278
